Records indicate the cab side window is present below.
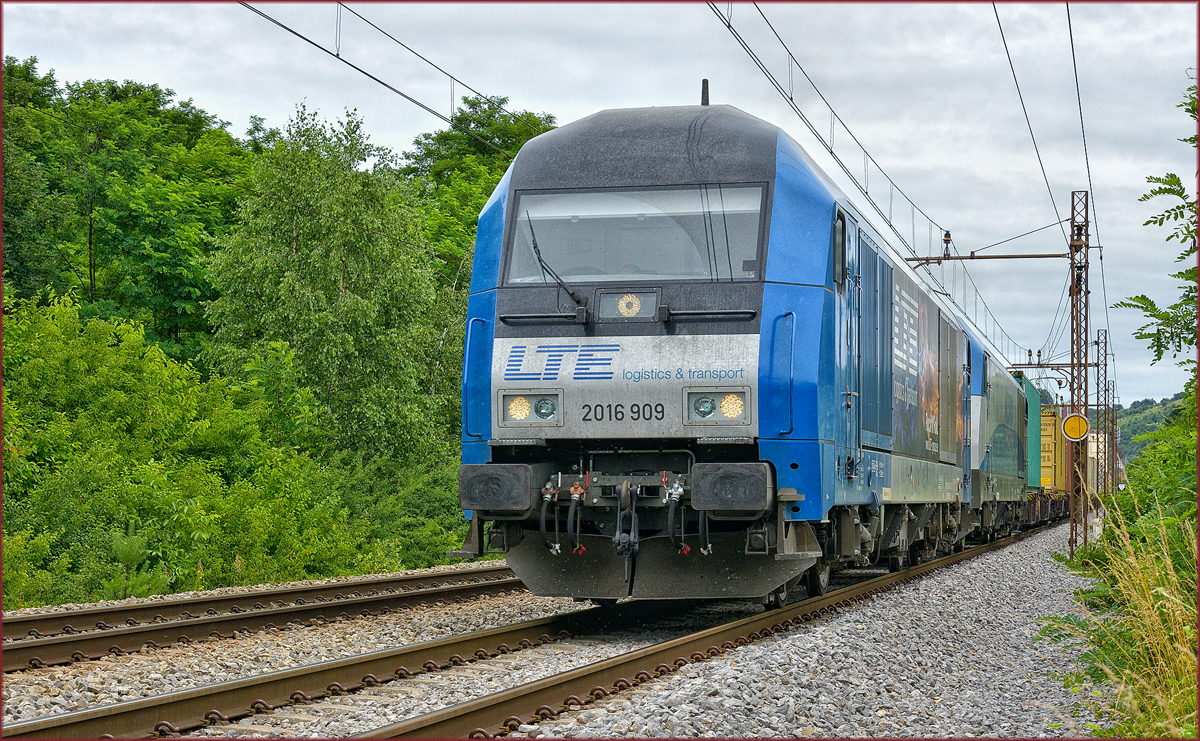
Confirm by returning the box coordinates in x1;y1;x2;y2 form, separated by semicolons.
832;212;846;288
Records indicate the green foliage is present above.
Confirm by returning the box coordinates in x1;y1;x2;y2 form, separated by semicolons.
405;97;554;288
1040;387;1197;737
1113;78;1197;366
103;523;172;600
1114;391;1187;460
1043;75;1198;738
1;56;250;363
3;65;558;608
403;94;553;187
205;106;450;465
0;297;373;606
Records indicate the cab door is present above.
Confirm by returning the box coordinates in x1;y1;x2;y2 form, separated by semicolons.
837;210;861;457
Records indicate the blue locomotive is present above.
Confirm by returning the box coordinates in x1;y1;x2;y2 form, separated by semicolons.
453;103;1044;604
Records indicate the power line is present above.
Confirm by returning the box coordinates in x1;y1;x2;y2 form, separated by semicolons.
239;2;514;160
715;2;1028;360
336;2;549;140
973;219;1068;253
1066;1;1117;393
750;3;944;234
992;3;1070;247
1043;267;1073;353
707;2;928;260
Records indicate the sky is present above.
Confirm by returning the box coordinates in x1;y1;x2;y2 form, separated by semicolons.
4;2;1196;405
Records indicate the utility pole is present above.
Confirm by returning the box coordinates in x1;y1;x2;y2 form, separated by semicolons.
908;190;1099;556
1095;329;1109;503
1108;379;1118;492
1068;191;1090;556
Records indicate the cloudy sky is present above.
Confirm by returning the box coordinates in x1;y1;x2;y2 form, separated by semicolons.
5;2;1196;404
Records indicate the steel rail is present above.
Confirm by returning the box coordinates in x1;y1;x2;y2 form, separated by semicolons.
1;601;687;739
5;565;513;640
4;525;1051;739
3;571;520;672
356;526;1050;738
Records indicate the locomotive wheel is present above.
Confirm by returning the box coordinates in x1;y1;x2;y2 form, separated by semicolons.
805;559;830;597
765;586;788;610
887;554;904;573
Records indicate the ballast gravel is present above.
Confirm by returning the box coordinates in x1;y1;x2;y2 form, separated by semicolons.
3;559;503;618
5;525;1097;737
519;524;1097;738
191;603;762;738
2;588;582;724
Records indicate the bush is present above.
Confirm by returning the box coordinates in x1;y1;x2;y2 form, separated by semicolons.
1040;386;1197;737
1;296;370;606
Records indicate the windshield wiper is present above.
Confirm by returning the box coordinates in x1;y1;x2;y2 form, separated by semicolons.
526;211;587;322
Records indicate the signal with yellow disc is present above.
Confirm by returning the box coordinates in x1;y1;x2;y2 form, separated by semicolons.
1062;413;1088;441
719;393;744;418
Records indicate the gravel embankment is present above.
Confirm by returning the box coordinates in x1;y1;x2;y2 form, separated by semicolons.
5;525;1096;737
520;523;1096;738
3;589;579;724
193;603;762;738
3;559;504;618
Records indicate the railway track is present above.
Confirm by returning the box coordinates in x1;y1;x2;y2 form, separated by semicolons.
4;527;1046;739
2;565;519;673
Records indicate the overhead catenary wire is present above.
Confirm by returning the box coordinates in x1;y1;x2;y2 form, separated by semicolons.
973;219;1068;253
239;2;514;160
750;3;1029;361
749;3;945;237
1042;267;1075;355
706;2;925;260
993;3;1070;248
336;2;550;139
1066;1;1118;398
715;2;1027;360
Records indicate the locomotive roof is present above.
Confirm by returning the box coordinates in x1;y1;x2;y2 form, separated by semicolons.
504;104;1016;368
509;105;781;190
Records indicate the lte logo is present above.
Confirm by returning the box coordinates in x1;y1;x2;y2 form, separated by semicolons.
503;344;620;381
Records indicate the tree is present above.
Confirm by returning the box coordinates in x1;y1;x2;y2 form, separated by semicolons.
404;96;554;289
403;94;554;186
2;295;362;606
1;57;250;362
1114;75;1197;366
2;57;74;299
205;106;446;463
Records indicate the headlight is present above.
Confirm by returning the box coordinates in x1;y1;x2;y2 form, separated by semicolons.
502;392;561;424
686;390;748;423
719;393;744;418
507;396;531;421
534;397;557;419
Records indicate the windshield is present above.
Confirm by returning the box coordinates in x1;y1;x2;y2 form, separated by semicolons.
505;185;765;284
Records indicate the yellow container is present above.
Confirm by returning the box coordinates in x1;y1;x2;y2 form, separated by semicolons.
1040;410;1067;495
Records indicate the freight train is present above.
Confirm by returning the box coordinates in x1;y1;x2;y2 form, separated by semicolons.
452;103;1064;604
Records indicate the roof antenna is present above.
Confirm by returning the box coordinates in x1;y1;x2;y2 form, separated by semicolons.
701;79;709;106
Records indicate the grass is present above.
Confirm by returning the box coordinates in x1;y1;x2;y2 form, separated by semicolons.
1041;490;1197;737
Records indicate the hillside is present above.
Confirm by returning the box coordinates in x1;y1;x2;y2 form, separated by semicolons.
1116;391;1188;461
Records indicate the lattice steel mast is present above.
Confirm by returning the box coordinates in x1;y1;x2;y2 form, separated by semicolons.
1068;191;1090;556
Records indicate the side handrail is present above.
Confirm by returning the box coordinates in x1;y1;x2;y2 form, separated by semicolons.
463;317;487;438
776;311;796;436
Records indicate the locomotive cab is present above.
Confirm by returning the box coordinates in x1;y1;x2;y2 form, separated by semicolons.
455;105;835;601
